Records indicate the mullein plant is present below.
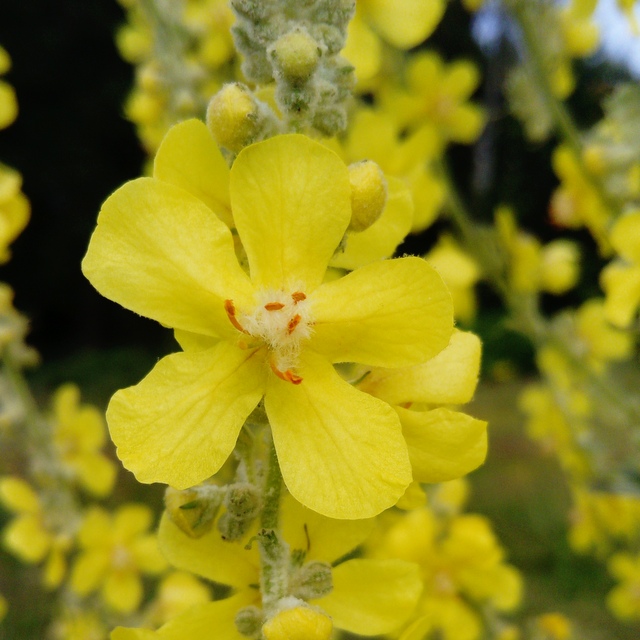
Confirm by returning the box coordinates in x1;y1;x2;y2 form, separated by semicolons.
5;0;640;638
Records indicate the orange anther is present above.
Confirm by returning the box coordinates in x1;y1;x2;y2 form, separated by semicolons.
270;360;303;385
264;302;285;311
287;314;302;334
291;291;306;303
224;299;248;334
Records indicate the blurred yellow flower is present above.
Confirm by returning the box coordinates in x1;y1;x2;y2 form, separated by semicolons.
373;507;522;640
426;236;481;322
0;164;30;264
83;125;454;519
51;384;116;497
343;0;445;87
607;553;640;621
69;504;168;613
601;210;640;327
381;51;485;148
0;476;73;589
0;46;17;130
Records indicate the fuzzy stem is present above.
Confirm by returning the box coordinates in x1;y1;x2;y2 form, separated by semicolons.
258;429;289;615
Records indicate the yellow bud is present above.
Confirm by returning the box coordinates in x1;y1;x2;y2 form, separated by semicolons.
540;240;580;294
348;160;387;232
164;487;219;538
272;29;320;81
262;606;333;640
206;83;259;153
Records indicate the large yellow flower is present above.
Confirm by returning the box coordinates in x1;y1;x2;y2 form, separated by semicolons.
82;123;454;519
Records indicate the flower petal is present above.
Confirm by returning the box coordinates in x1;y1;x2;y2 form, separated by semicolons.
330;177;413;270
396;407;488;483
154;119;233;228
107;343;266;490
266;351;411;519
315;558;422;635
103;571;143;614
82;177;253;339
364;0;445;49
3;514;51;563
230;135;351;291
360;330;482;405
157;595;253;640
280;494;375;563
158;513;259;588
310;256;453;368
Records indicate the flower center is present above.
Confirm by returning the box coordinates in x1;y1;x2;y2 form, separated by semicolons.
224;289;313;384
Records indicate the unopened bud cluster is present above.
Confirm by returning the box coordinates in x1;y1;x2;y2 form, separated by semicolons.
218;482;262;541
229;0;355;135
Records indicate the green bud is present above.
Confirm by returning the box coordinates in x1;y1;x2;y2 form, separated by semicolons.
224;482;262;520
218;511;253;542
235;605;264;638
290;561;333;600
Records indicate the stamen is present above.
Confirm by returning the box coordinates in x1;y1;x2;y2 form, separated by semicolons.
264;302;285;311
287;314;302;334
291;291;307;303
270;360;303;385
224;299;248;334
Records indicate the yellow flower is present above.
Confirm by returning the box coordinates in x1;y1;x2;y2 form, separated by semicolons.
144;571;212;628
358;330;488;484
550;145;612;253
381;51;485;148
601;210;640;327
82;122;454;519
343;0;446;87
112;496;422;638
426;236;481;323
496;206;580;296
373;508;522;640
51;384;117;497
0;46;17;130
0;476;73;589
607;553;640;621
0;164;30;264
70;504;168;614
49;610;107;640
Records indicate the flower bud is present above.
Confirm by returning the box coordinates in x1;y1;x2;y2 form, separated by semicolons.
540;240;580;295
235;605;264;638
206;83;260;153
290;561;333;600
348;160;387;232
262;605;333;640
224;483;262;520
217;511;252;542
271;29;321;82
164;487;220;538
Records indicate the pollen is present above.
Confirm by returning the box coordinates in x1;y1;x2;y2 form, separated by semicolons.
224;299;248;334
224;288;313;383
